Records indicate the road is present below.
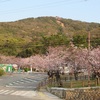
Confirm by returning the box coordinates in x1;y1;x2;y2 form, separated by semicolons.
0;72;48;100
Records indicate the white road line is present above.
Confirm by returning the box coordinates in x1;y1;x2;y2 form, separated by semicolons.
0;90;5;93
16;81;20;82
6;85;36;89
4;90;15;94
9;83;13;85
33;80;37;82
12;82;18;84
7;78;38;87
13;91;27;96
0;89;37;97
0;90;9;94
8;79;33;85
21;91;32;96
23;79;38;83
11;90;36;97
11;91;20;95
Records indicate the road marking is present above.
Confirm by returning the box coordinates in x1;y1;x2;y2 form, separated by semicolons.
7;78;38;87
0;90;5;94
12;91;25;95
6;85;37;89
9;83;13;85
4;90;15;94
0;89;37;98
0;90;9;94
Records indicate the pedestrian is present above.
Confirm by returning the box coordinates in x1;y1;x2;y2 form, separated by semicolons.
47;70;54;85
47;70;53;78
55;70;62;86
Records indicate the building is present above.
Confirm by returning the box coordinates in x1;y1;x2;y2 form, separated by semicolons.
0;64;18;72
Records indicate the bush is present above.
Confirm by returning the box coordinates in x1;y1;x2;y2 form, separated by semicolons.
23;67;30;72
0;68;5;76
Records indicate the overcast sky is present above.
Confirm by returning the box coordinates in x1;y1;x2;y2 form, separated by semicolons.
0;0;100;23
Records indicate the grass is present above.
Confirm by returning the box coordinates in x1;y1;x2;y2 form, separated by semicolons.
47;75;100;88
0;68;5;76
62;80;100;88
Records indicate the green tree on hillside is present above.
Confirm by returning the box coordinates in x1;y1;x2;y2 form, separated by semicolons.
0;39;18;55
72;34;87;48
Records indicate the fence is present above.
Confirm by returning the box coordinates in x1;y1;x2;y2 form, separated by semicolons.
37;73;100;90
37;74;100;100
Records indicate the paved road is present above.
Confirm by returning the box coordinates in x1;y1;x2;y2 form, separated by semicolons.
0;72;48;100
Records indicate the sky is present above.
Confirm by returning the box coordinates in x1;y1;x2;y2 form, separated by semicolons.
0;0;100;23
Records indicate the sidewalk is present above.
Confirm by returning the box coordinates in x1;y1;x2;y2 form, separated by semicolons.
38;89;64;100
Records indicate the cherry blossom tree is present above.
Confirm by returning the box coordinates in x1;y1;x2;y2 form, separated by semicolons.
0;46;99;74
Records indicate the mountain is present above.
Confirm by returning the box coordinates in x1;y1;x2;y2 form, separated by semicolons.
0;16;100;57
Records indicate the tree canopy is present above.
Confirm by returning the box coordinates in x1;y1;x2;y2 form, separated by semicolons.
0;17;100;57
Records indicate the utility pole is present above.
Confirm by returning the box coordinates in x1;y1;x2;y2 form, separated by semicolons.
87;31;91;83
88;32;91;54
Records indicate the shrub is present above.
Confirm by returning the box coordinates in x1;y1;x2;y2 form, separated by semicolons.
0;68;5;76
23;67;30;72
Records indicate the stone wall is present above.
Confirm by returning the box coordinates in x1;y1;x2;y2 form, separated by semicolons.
47;87;100;100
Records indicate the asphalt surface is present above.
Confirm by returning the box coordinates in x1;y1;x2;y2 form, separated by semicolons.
0;72;46;100
0;72;63;100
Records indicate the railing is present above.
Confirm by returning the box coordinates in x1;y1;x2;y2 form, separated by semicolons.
37;74;100;90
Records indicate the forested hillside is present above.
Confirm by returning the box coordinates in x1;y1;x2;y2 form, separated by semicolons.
0;16;100;57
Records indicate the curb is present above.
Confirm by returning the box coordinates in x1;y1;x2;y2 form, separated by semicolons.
38;89;64;100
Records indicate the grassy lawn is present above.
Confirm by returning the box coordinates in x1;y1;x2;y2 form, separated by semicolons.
62;80;100;88
47;74;100;88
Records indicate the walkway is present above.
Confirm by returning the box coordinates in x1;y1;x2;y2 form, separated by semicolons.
38;89;64;100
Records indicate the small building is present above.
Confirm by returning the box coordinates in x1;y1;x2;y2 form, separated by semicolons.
59;66;72;74
0;64;13;72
